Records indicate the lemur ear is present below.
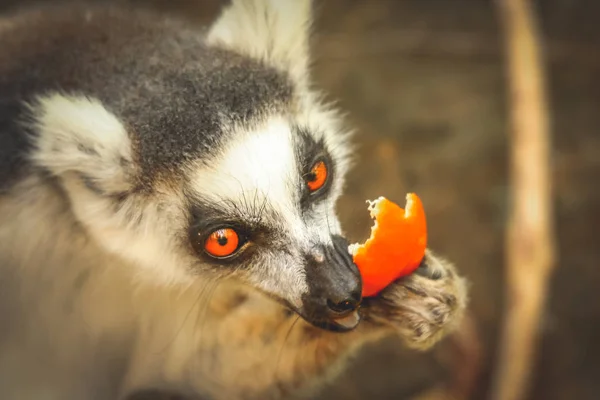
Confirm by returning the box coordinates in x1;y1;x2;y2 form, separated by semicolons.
207;0;313;86
28;94;136;195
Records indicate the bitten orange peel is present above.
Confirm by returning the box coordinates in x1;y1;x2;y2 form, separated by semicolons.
349;194;427;297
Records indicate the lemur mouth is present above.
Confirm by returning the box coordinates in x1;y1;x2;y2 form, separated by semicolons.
276;297;362;332
294;307;362;333
330;309;361;330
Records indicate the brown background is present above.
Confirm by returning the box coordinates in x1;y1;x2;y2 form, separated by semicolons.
2;1;599;399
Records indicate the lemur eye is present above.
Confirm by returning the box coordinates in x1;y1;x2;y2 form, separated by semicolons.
204;228;240;258
305;160;328;192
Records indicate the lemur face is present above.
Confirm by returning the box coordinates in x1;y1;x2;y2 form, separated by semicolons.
22;0;361;330
185;111;360;331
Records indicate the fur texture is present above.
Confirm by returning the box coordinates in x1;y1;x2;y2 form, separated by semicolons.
0;1;468;399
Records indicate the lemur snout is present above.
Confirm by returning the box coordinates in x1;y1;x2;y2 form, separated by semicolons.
302;235;363;328
326;290;361;316
322;235;362;317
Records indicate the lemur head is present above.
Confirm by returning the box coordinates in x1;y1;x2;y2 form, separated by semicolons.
25;0;360;330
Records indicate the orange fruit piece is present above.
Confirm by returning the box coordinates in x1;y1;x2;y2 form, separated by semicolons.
350;194;427;298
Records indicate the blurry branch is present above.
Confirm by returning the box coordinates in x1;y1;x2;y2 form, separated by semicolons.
314;30;600;67
491;1;556;400
447;313;483;400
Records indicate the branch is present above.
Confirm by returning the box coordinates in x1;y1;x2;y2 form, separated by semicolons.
313;30;600;67
491;1;556;400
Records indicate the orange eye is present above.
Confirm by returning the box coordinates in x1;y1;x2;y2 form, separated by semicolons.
204;228;240;258
306;160;328;192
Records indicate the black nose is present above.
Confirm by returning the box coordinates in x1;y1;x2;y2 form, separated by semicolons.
326;290;362;316
315;235;363;318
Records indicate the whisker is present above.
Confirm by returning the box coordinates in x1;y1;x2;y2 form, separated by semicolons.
190;274;226;376
251;187;259;219
195;271;235;353
273;313;302;384
152;276;217;355
257;188;270;224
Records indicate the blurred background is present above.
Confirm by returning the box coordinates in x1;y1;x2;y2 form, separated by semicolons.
2;0;598;399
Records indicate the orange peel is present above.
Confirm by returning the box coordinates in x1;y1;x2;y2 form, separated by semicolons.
350;193;427;297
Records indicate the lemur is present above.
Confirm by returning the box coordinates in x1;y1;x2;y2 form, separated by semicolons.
0;1;468;399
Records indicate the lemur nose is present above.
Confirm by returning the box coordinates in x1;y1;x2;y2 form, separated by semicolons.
320;235;363;316
326;289;361;315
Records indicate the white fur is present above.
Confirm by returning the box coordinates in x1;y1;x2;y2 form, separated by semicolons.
190;117;311;299
199;117;299;221
207;0;312;86
187;106;353;303
26;94;192;285
28;93;134;193
65;180;191;286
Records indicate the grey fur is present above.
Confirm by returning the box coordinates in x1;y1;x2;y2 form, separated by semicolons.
0;1;469;399
0;3;294;190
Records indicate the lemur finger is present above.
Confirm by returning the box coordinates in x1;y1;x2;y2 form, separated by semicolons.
365;253;468;350
413;249;446;281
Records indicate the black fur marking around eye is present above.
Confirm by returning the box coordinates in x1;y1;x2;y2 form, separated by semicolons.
293;127;335;207
186;197;279;266
187;197;275;238
294;127;324;168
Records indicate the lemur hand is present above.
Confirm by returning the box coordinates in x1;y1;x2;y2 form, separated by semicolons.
363;250;468;350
